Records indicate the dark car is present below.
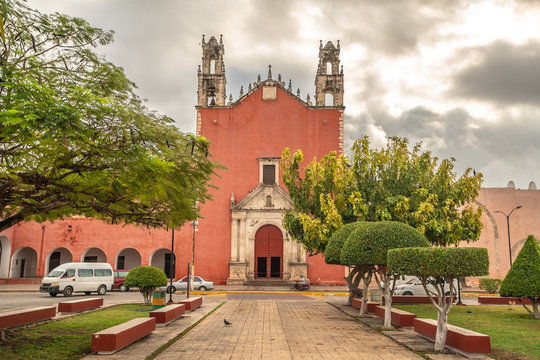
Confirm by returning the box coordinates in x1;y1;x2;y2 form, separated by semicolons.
113;270;130;291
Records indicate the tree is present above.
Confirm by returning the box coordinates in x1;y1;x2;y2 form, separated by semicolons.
500;235;540;319
0;0;219;232
124;266;168;305
341;221;430;328
281;136;483;307
325;221;373;308
388;247;489;352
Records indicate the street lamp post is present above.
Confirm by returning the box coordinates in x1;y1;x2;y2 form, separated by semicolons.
495;205;522;267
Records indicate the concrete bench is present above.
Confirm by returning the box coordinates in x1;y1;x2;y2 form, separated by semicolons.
149;304;185;326
58;298;103;313
351;299;378;313
0;306;56;328
374;305;417;327
91;317;156;354
478;296;531;305
178;296;203;311
414;318;491;357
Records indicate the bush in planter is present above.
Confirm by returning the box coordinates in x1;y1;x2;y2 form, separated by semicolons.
388;247;489;352
500;235;540;319
124;266;168;305
478;278;501;294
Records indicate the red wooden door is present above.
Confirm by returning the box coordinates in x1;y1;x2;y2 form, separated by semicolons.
254;225;283;279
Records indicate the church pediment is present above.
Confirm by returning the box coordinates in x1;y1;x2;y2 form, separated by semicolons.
231;184;293;211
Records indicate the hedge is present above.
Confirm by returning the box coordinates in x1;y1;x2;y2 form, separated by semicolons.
479;278;501;294
500;235;540;298
324;222;368;265
340;221;430;266
387;247;489;277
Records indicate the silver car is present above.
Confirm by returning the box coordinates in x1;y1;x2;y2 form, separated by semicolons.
160;276;214;293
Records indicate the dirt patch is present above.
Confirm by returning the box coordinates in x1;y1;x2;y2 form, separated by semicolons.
491;348;536;360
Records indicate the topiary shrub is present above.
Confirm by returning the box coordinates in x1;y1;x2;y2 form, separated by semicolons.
124;266;168;305
388;246;489;352
500;235;540;319
341;221;430;328
325;222;371;307
479;278;501;294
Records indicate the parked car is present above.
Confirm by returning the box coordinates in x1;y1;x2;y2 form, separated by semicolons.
393;278;458;296
40;262;113;297
113;270;130;291
380;275;418;292
159;276;214;293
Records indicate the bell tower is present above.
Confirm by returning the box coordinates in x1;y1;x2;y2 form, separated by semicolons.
314;40;344;107
197;34;227;107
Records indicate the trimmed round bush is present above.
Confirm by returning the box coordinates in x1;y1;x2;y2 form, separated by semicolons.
124;266;168;305
500;235;540;299
387;247;489;278
340;221;430;266
479;278;501;294
325;222;368;264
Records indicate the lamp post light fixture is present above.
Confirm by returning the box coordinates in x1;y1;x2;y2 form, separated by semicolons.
495;205;522;268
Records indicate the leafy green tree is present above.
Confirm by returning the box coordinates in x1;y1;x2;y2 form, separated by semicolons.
124;266;168;305
500;235;540;319
281;136;483;303
341;221;430;328
0;0;218;232
325;222;373;308
388;247;489;352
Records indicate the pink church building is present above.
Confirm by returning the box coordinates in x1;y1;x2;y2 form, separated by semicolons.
1;36;538;285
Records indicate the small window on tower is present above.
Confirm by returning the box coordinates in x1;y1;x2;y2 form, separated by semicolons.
263;165;275;185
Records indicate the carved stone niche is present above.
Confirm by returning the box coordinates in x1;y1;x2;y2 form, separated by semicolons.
288;262;309;282
227;262;248;285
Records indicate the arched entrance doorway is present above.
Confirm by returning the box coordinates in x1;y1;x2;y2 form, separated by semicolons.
46;247;73;274
116;248;141;270
10;247;38;278
150;248;174;278
81;248;106;263
254;225;283;279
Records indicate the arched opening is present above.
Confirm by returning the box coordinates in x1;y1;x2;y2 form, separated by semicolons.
324;93;334;106
116;248;141;270
254;225;283;279
0;235;12;278
10;246;38;278
81;247;107;263
210;59;216;74
46;247;72;275
150;248;174;278
326;62;332;75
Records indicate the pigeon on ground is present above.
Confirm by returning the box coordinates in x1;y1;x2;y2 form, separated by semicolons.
224;319;232;326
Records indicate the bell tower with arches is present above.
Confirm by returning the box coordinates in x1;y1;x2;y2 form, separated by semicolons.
314;40;344;107
197;34;227;107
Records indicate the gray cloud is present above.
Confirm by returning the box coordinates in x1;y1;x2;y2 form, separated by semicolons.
450;41;540;106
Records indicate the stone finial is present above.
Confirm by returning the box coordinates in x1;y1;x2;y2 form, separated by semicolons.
306;94;312;106
529;181;537;190
230;193;236;206
340;65;343;75
337;39;340;49
319;40;323;49
268;65;272;80
239;86;244;96
278;74;282;82
248;82;252;91
288;79;292;91
297;88;301;97
198;65;201;73
220;34;223;45
306;94;310;101
257;74;261;83
507;180;516;189
202;34;206;44
228;93;233;103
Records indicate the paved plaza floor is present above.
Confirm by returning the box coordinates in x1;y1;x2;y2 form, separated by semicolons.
156;294;423;360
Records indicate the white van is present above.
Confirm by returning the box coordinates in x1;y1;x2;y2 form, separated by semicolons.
40;262;114;297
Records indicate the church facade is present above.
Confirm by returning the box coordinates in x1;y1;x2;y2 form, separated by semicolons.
1;36;539;285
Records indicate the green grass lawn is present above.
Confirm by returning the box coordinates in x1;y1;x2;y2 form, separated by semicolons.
1;304;153;360
393;304;540;360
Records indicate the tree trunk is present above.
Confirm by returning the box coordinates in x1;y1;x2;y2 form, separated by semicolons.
359;268;373;316
383;290;392;329
532;299;539;319
434;307;449;352
344;267;362;306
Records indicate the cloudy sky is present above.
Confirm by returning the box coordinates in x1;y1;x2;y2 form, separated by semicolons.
26;0;540;188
